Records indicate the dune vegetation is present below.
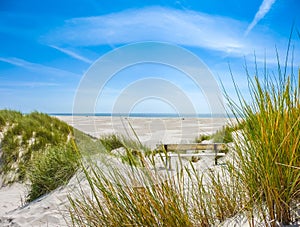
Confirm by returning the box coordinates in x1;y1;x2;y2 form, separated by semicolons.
0;48;299;226
224;69;300;225
68;61;299;226
195;125;235;144
0;110;73;181
0;110;81;202
0;111;151;202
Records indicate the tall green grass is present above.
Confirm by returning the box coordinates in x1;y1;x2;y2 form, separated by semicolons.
225;68;300;225
68;158;242;226
67;48;299;226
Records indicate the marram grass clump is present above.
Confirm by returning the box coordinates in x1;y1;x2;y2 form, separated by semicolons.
27;144;80;202
68;158;242;226
0;110;83;202
0;110;73;182
99;134;151;166
226;67;300;225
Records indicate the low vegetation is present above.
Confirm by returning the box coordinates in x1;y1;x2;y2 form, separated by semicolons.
0;112;151;201
99;134;151;166
0;110;82;202
99;134;124;151
195;125;235;144
27;144;80;202
0;110;73;182
68;160;242;226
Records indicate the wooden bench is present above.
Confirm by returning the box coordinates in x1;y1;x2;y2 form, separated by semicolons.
162;143;227;169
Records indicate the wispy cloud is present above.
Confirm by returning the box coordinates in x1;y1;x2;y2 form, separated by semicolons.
0;57;80;77
245;0;276;36
49;45;93;64
45;7;245;54
44;6;290;62
0;81;60;87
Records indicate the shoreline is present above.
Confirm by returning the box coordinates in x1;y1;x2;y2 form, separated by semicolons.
49;113;233;118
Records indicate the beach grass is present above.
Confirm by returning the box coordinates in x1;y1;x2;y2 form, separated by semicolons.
27;144;80;202
99;134;151;166
68;156;241;226
67;48;299;226
0;111;74;183
0;111;85;203
195;125;234;144
225;67;300;225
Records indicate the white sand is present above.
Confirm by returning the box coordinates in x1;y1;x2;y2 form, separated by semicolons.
57;116;228;148
0;116;232;226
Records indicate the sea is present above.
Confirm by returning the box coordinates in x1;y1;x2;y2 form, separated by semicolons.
50;113;232;118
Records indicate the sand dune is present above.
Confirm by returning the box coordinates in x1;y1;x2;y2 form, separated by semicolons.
0;116;229;226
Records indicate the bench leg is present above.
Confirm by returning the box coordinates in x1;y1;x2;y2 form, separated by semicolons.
214;143;218;165
165;156;172;170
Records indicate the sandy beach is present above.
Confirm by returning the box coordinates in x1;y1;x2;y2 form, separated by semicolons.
0;116;229;226
57;116;229;148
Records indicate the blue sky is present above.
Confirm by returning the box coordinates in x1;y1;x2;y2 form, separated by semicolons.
0;0;299;114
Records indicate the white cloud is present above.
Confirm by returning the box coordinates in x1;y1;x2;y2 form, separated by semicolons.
0;57;80;77
42;6;300;69
245;0;276;36
0;81;59;87
44;8;245;53
43;6;292;62
49;45;93;64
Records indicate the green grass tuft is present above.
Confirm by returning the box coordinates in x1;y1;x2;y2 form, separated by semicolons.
99;134;124;151
195;134;211;143
0;110;84;202
211;125;234;143
0;110;74;183
196;125;235;144
99;134;150;166
27;145;80;202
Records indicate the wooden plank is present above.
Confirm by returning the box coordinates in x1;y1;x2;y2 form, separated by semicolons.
162;152;226;169
165;153;226;157
164;143;226;151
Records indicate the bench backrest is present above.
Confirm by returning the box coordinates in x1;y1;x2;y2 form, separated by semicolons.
163;143;227;152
